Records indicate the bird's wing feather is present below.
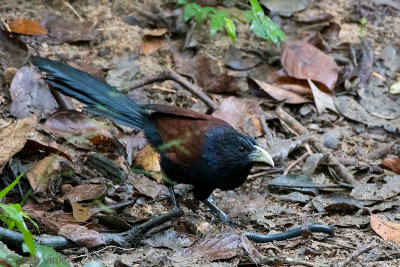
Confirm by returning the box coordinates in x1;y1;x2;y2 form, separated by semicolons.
149;105;227;166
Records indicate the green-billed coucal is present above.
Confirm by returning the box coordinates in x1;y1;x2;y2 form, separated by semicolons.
31;57;274;222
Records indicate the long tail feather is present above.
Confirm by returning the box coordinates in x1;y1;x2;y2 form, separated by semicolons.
31;56;150;132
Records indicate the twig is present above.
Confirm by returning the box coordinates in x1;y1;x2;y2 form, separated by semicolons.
262;257;328;267
337;243;376;267
275;106;313;155
247;168;285;179
283;151;310;175
0;209;183;250
275;106;358;186
63;1;83;22
121;70;218;111
259;113;274;145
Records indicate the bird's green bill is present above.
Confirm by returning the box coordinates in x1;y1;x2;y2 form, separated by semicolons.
249;145;274;166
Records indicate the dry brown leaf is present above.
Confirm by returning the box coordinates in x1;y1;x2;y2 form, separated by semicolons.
134;144;162;182
142;37;167;56
0;116;37;172
251;78;311;104
59;224;105;247
370;213;400;242
8;18;48;35
281;40;339;93
26;156;66;193
63;184;107;203
212;97;264;137
71;202;97;223
380;157;400;174
308;79;338;113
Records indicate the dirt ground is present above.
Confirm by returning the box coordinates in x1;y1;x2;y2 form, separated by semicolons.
1;0;400;266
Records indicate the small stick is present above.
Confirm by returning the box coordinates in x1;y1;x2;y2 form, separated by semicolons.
248;168;285;179
63;1;83;22
337;243;376;267
121;70;217;111
275;106;358;186
283;151;310;175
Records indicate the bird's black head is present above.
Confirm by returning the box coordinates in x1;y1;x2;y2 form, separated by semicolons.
203;125;274;171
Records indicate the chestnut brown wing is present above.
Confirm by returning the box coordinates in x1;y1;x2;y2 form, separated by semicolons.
148;105;227;166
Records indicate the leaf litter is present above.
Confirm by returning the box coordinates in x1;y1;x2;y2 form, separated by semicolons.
1;0;400;265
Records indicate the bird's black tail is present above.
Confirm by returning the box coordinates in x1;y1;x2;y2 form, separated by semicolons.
31;57;151;133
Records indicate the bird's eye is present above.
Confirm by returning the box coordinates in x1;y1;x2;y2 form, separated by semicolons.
239;146;245;153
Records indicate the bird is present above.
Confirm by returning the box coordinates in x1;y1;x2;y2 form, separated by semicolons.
31;56;274;222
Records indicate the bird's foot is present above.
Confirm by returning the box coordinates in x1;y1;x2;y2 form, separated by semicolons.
204;195;239;225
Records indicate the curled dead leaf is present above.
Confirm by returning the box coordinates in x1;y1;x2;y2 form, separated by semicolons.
281;40;339;93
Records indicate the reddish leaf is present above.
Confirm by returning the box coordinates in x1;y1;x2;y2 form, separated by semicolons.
281;40;339;93
8;18;47;35
250;78;311;104
174;53;241;94
380;157;400;174
59;224;105;247
212;97;264;137
23;139;72;162
63;184;107;203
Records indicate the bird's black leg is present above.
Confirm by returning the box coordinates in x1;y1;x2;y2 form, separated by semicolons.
204;194;229;223
168;185;180;211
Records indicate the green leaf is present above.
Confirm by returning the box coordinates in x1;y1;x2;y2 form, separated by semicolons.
243;10;256;22
210;10;227;35
249;0;264;14
224;18;236;43
0;172;24;200
0;203;35;256
177;0;187;5
184;3;202;22
22;244;71;267
250;13;286;45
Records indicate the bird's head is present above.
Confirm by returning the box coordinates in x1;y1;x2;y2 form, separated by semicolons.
204;125;274;168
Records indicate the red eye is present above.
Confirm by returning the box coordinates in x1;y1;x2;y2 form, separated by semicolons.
239;146;245;152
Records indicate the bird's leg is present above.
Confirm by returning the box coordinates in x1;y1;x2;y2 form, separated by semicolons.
168;185;180;211
204;194;229;223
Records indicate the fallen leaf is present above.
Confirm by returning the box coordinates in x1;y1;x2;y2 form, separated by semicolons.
23;210;77;235
370;213;400;242
71;202;97;223
250;78;311;104
380;157;400;174
26;156;67;193
134;144;161;180
10;66;58;119
174;53;241;94
22;139;72;163
0;28;29;71
212;97;264;137
59;224;105;247
176;233;259;262
308;79;338;114
130;174;163;199
281;40;339;93
261;0;308;17
42;13;96;43
144;230;194;250
223;45;262;71
44;110;114;150
63;184;107;203
8;18;47;35
0;116;37;173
